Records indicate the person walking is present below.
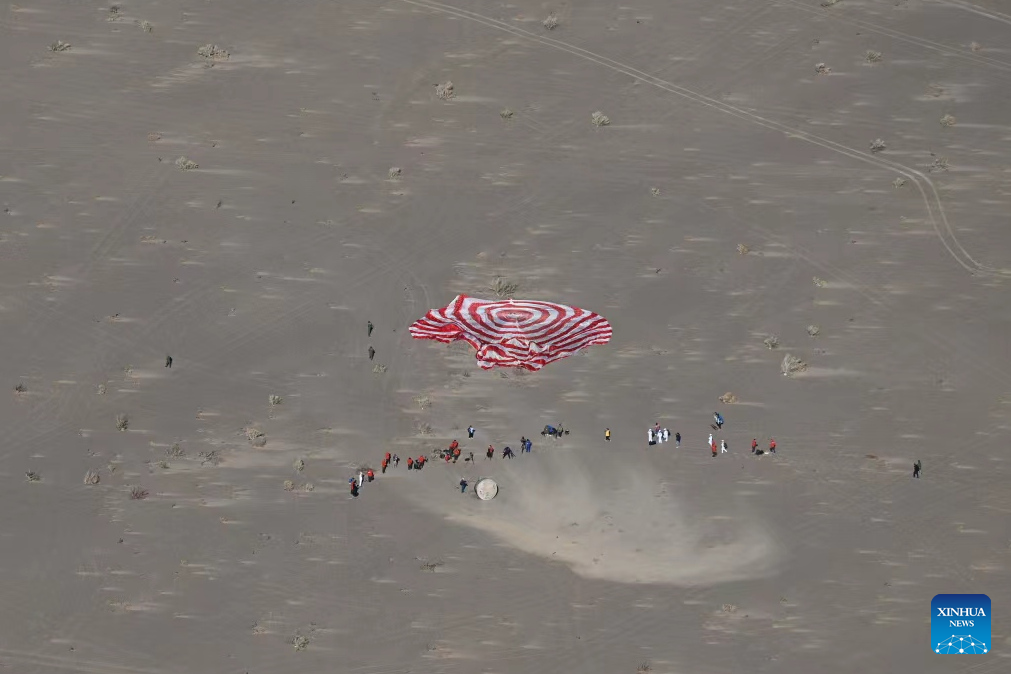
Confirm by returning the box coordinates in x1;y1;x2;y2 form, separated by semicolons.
524;438;532;453
751;438;758;454
460;478;468;493
714;412;724;429
656;428;664;445
453;447;461;463
721;439;728;454
467;425;476;438
648;428;654;445
165;355;173;368
393;454;400;468
366;468;375;482
367;320;374;337
769;438;776;454
350;480;359;498
406;456;414;470
708;433;713;448
675;431;681;448
368;346;375;361
358;470;365;488
913;460;922;478
381;460;387;474
663;428;670;443
711;441;718;458
605;428;611;442
486;445;494;460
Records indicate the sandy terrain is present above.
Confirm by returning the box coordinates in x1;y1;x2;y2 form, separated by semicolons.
2;0;1011;672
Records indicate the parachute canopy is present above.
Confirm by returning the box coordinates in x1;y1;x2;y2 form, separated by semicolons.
409;295;612;371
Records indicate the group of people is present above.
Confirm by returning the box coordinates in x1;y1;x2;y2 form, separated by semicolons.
646;424;679;447
628;412;779;460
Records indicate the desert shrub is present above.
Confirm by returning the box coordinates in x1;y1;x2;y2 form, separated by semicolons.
591;111;610;127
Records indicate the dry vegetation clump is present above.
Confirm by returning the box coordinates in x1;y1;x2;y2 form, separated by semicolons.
419;559;444;572
414;395;432;410
14;382;26;394
129;486;149;500
97;383;107;395
864;50;882;63
781;353;808;377
372;363;387;374
174;157;198;170
543;14;559;30
197;44;229;59
283;480;295;492
722;603;738;613
806;324;821;337
820;0;840;6
869;138;886;153
490;276;519;298
718;392;738;404
268;394;282;406
301;483;314;492
928;156;949;173
25;471;41;482
650;187;661;197
199;449;221;466
116;414;129;431
435;81;454;100
294;458;305;472
736;243;750;255
49;41;72;52
970;41;982;52
637;662;652;673
590;111;610;127
892;177;906;188
763;335;780;350
139;21;153;33
245;428;267;447
415;420;434;435
388;167;402;180
83;470;100;485
814;63;831;74
939;114;956;127
292;634;309;651
812;276;826;287
166;443;185;458
500;108;514;119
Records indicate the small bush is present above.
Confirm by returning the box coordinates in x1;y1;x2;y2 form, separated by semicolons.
388;167;402;180
268;394;282;406
500;108;514;119
637;661;652;673
781;353;807;377
929;156;949;173
245;428;266;447
129;486;149;500
543;14;559;30
167;443;185;458
435;81;454;100
864;50;882;63
199;450;221;466
25;471;41;482
806;324;821;337
892;177;906;188
283;480;295;492
814;63;831;74
939;114;956;127
372;363;387;374
650;187;660;197
83;470;100;485
591;111;610;127
292;634;309;651
294;459;305;472
763;335;780;350
719;392;738;404
869;138;886;153
197;44;229;59
737;243;750;255
490;277;519;298
140;21;153;33
970;41;982;52
414;395;432;410
49;41;72;52
813;277;826;287
174;157;198;170
116;414;129;431
14;382;26;393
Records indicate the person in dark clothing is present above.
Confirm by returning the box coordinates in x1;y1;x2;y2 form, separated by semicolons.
675;431;681;448
913;460;922;478
486;446;494;460
368;346;375;361
468;425;476;438
368;321;374;336
460;479;468;493
503;447;514;459
165;355;173;368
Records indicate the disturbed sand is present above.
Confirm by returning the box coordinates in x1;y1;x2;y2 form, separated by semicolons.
2;0;1011;672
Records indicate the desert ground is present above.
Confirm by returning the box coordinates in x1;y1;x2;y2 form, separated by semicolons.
2;0;1011;672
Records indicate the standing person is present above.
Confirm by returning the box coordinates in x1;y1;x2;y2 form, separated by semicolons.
675;431;681;448
381;460;388;474
913;460;922;478
416;455;425;470
721;439;728;454
366;468;375;482
460;478;468;493
385;451;392;465
656;428;664;445
367;320;374;337
358;470;365;487
350;480;359;498
468;451;475;463
393;454;400;468
648;428;654;446
711;441;718;458
449;440;459;453
524;438;532;453
467;425;476;438
751;438;758;454
406;456;414;470
769;438;776;454
486;445;494;460
165;355;173;368
663;428;670;444
453;447;461;463
708;433;713;448
605;428;611;442
714;412;724;429
368;346;376;361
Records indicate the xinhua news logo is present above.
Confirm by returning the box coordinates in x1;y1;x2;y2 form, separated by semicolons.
932;594;990;654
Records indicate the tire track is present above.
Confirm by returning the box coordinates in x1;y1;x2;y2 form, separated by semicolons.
400;0;1010;280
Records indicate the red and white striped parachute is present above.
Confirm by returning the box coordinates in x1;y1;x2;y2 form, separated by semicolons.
409;295;612;371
